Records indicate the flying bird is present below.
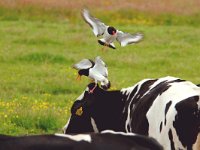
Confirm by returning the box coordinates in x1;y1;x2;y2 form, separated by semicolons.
72;56;111;93
82;9;143;49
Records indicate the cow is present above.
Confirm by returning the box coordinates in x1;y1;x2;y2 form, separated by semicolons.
0;130;163;150
63;76;200;150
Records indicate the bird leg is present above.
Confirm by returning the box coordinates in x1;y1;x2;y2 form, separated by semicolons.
90;79;95;82
89;83;97;94
76;74;81;81
101;43;108;51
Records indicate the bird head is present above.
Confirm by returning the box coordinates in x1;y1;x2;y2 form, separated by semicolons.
78;69;89;77
108;26;117;35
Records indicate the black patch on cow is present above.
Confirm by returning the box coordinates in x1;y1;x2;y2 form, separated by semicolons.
131;79;158;104
123;79;158;111
173;79;186;83
123;85;138;116
125;85;139;122
122;79;158;134
130;80;172;135
197;84;200;87
173;96;200;149
122;84;139;112
0;133;163;150
168;129;175;150
164;101;172;125
91;133;163;150
0;134;89;150
89;86;127;132
160;122;163;133
165;101;172;116
129;80;158;113
128;85;139;102
127;125;131;132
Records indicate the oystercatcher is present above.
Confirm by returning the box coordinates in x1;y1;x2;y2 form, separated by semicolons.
72;56;111;92
82;9;143;49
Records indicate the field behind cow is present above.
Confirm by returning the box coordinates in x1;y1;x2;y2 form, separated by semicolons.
0;0;200;135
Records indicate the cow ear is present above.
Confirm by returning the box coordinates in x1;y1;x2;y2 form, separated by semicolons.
71;101;84;117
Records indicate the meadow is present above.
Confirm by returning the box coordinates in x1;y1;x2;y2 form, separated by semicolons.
0;0;200;135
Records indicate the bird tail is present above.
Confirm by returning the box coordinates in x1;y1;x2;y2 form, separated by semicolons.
98;39;116;49
109;42;116;49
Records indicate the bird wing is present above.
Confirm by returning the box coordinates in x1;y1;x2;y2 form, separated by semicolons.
93;56;108;78
82;9;107;37
72;59;95;70
116;31;143;47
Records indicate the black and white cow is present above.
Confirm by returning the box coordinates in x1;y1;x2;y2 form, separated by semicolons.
64;76;200;150
0;130;163;150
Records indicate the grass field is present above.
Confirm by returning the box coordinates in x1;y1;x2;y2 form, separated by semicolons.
0;0;200;135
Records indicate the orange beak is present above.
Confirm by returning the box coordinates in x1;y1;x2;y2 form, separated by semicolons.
76;74;81;81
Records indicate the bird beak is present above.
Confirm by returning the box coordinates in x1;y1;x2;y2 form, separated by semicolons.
76;74;81;81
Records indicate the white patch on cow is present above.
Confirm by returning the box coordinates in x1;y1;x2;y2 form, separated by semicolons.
101;130;136;136
63;117;71;134
146;80;200;150
55;133;92;143
91;117;99;133
121;85;138;132
193;134;200;150
197;93;200;110
150;76;178;88
141;76;179;99
170;122;182;149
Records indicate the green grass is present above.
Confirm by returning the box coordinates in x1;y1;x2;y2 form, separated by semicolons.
0;7;200;135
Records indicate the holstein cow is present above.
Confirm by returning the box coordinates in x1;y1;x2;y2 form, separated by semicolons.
63;76;200;150
0;130;163;150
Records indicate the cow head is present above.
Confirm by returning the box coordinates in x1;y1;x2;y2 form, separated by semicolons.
63;83;102;134
63;83;125;134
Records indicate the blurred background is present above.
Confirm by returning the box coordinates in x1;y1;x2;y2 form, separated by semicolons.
0;0;200;135
1;0;200;24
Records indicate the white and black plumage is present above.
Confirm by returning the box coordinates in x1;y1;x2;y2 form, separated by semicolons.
72;56;111;92
82;9;143;49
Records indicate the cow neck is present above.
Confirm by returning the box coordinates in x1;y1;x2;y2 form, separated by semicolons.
90;88;126;132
